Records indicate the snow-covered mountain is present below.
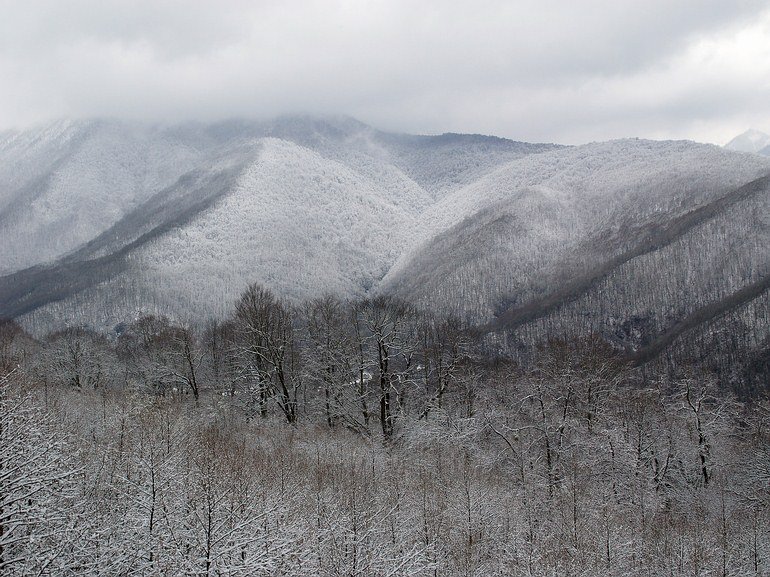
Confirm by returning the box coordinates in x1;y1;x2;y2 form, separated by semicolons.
0;119;219;274
0;117;552;323
113;137;434;319
1;117;769;374
381;139;770;321
725;129;770;155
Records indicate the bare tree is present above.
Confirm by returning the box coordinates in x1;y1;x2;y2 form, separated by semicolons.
356;297;417;438
0;320;28;378
303;295;354;428
417;313;471;418
234;283;302;423
40;327;114;390
203;318;241;397
0;370;79;575
117;316;203;399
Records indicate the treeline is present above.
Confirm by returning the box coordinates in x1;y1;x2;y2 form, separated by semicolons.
5;283;476;438
1;286;770;576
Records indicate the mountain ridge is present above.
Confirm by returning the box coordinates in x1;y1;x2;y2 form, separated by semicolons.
725;128;770;155
1;117;769;376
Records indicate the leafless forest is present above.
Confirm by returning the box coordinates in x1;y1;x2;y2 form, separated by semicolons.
2;283;769;576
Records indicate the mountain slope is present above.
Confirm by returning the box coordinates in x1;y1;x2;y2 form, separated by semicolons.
375;139;770;378
380;139;770;320
629;273;770;367
0;119;218;274
0;153;250;320
119;137;434;319
2;118;769;380
0;117;539;275
725;129;770;154
490;173;770;331
2;118;546;329
503;172;770;348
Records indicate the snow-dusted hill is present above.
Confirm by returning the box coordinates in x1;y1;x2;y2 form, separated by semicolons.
0;117;544;327
380;139;770;320
725;129;770;155
0;116;539;275
0;119;219;273
375;137;770;380
2;117;770;372
122;137;434;318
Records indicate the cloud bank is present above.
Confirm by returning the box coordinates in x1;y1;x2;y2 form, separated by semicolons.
1;0;769;144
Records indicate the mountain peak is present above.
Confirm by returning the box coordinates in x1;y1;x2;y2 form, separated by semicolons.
725;128;770;154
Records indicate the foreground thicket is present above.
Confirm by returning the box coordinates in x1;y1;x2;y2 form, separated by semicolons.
1;284;769;576
2;366;769;575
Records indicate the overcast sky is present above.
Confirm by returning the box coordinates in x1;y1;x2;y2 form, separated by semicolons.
1;0;769;145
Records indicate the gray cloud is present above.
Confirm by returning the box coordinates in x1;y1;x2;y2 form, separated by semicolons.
1;0;768;144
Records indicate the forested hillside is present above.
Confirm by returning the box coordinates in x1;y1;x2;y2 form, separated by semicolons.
1;117;769;385
0;117;551;325
4;0;769;575
2;283;769;576
2;119;769;572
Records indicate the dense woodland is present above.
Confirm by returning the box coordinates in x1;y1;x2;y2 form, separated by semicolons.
2;282;769;576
